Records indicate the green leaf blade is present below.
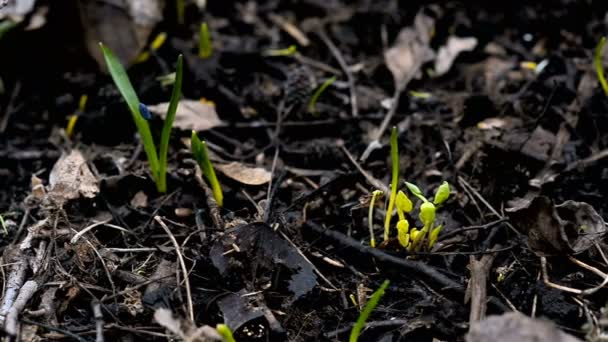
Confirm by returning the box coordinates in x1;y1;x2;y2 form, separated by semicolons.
349;280;390;342
157;55;184;193
99;43;160;179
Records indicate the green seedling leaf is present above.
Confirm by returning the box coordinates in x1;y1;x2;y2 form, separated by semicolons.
428;224;443;249
100;43;160;181
433;181;450;205
383;127;399;241
350;280;390;342
308;76;336;114
396;219;410;248
595;37;608;96
0;214;7;236
199;22;213;59
405;181;428;202
396;190;413;216
419;202;436;228
216;324;236;342
191;131;224;207
157;55;183;193
368;190;383;248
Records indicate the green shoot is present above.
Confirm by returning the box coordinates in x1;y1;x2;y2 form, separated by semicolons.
100;43;182;193
199;22;213;59
263;45;298;57
368;190;383;248
308;76;336;114
191;131;223;207
0;214;7;236
595;37;608;96
349;280;390;342
157;55;183;193
404;181;450;251
383;127;399;241
176;0;185;25
216;324;236;342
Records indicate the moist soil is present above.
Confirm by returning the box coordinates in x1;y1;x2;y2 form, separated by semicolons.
1;1;608;341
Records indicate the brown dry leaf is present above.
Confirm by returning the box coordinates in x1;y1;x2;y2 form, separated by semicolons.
506;196;607;256
130;191;147;208
435;36;477;76
384;12;435;89
78;0;163;69
30;175;46;200
148;99;224;132
48;150;99;204
215;162;271;185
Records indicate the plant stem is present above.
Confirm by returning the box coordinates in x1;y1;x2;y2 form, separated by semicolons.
383;127;399;241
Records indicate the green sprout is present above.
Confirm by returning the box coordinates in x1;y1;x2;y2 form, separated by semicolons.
308;76;337;115
263;45;298;57
100;43;183;193
395;190;413;248
595;37;608;96
0;214;7;236
349;280;390;342
383;127;399;241
176;0;185;25
216;324;236;342
199;22;213;59
368;190;384;248
191;131;223;207
402;181;450;251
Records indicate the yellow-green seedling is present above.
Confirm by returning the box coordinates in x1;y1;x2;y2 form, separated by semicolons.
191;131;223;207
199;22;213;59
394;190;413;248
595;37;608;96
308;76;337;115
1;214;7;236
383;127;399;241
349;280;390;342
263;45;298;57
176;0;185;24
100;44;183;193
403;181;450;251
368;190;384;248
216;324;236;342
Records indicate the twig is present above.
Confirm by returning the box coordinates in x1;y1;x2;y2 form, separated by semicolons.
21;318;88;342
305;222;463;291
92;302;105;342
4;279;40;335
0;248;27;326
466;251;499;324
340;145;388;193
316;28;358;117
70;218;120;244
154;216;194;322
268;14;310;46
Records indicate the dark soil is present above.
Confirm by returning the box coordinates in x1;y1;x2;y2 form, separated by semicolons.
1;0;608;341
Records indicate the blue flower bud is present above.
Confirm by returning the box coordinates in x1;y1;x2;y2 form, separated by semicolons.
139;103;152;120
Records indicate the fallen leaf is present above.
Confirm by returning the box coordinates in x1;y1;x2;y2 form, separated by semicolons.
148;99;224;132
130;191;147;208
155;308;222;341
48;150;99;204
78;0;162;68
0;0;36;22
506;196;607;256
384;12;435;89
215;162;271;185
435;36;477;76
466;312;582;342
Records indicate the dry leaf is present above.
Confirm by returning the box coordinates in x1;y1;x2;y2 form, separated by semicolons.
215;162;271;185
148;99;224;132
0;0;36;22
48;150;99;204
435;36;477;76
130;191;147;208
154;308;222;341
467;312;582;342
78;0;162;68
506;196;607;256
384;12;435;89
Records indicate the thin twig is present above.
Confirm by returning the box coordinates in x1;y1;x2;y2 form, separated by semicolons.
154;216;194;322
316;28;358;117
